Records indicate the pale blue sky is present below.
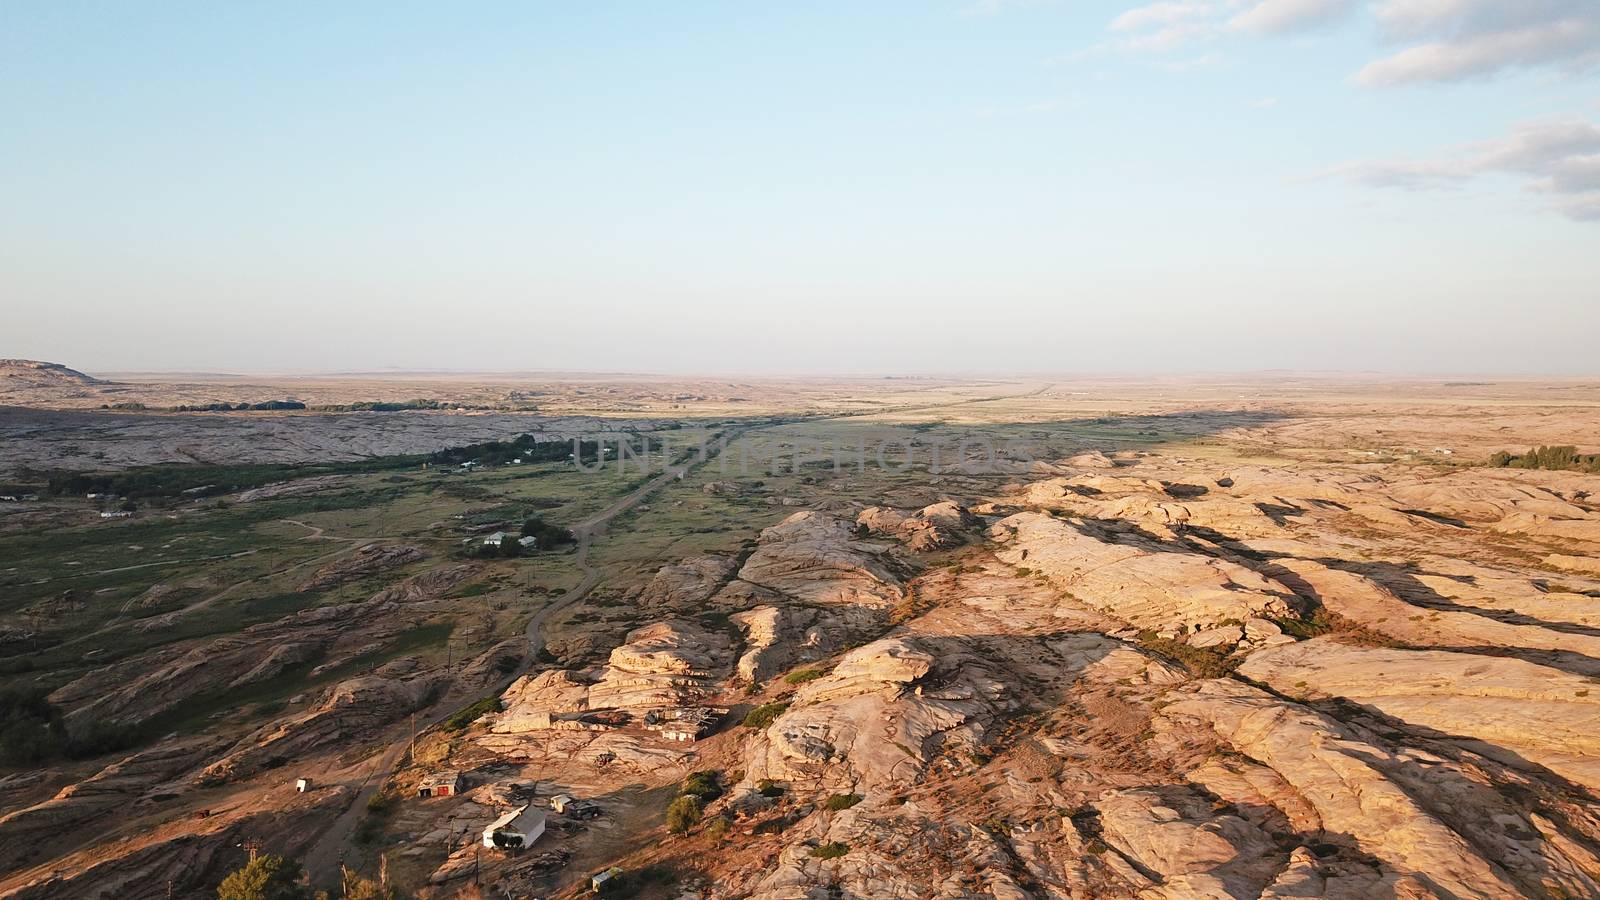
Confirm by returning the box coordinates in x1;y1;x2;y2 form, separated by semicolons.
3;1;1598;375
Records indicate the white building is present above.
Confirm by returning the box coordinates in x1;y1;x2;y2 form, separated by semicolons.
517;535;538;549
295;778;311;793
482;531;510;548
482;803;546;850
418;771;462;798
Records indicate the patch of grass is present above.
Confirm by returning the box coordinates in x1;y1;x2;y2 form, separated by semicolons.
823;793;862;811
810;842;850;859
443;695;503;732
1136;631;1238;679
742;702;789;729
1269;613;1336;641
783;668;826;685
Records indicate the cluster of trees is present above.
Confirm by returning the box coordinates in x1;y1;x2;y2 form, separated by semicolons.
335;399;454;412
0;687;140;767
173;400;307;412
428;434;617;468
1488;445;1600;473
521;516;575;548
216;856;398;900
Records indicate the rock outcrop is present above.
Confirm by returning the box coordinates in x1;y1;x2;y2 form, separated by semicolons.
738;512;906;608
990;512;1294;632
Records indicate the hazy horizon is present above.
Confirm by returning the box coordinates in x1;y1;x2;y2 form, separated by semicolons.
5;2;1598;376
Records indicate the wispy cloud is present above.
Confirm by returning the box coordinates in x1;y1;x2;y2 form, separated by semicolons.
1355;1;1600;86
1086;1;1596;86
1080;0;1356;60
1330;119;1600;220
1250;95;1281;108
1229;0;1358;35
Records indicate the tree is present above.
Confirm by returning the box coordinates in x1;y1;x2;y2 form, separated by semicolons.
0;686;66;766
216;854;314;900
665;795;703;834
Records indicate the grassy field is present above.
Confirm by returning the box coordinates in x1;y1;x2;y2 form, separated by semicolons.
0;450;660;695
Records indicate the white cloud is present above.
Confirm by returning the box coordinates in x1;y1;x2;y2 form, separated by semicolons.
1355;0;1600;86
1250;96;1281;108
1229;0;1358;35
1087;0;1354;58
1089;1;1597;85
1332;119;1600;221
1110;1;1214;33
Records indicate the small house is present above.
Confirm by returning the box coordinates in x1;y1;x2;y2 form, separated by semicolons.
295;778;311;793
482;803;546;850
482;531;509;548
549;793;575;813
418;771;462;798
517;536;538;549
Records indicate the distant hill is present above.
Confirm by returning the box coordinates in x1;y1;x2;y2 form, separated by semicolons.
0;359;101;387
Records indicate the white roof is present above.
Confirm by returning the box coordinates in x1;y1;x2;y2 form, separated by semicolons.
484;803;545;837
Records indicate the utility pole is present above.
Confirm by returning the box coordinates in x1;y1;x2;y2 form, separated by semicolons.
241;838;262;862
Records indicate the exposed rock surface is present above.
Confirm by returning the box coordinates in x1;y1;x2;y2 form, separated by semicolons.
990;511;1294;632
1239;639;1600;790
738;511;906;608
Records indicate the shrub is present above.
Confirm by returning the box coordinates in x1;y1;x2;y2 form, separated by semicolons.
783;668;826;686
810;842;850;859
681;770;722;802
704;815;731;843
742;702;789;729
338;867;398;900
1135;632;1238;679
824;793;862;811
666;795;703;834
756;779;785;798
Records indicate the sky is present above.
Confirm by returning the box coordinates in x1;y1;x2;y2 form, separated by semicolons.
3;0;1598;376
